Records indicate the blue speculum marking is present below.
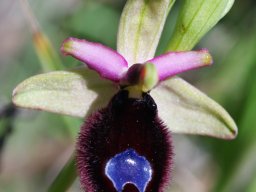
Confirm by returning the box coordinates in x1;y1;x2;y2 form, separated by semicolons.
105;148;152;192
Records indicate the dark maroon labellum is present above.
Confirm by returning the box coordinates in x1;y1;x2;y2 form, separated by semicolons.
77;90;173;192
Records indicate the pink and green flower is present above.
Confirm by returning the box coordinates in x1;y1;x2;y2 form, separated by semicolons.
13;0;237;191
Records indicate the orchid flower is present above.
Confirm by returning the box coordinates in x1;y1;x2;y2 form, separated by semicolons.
13;0;237;191
60;37;212;191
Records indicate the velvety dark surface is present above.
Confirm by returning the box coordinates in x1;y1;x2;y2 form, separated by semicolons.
77;90;173;192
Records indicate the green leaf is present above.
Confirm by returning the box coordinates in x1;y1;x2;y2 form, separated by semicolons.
117;0;176;65
12;68;118;117
151;77;237;139
166;0;235;51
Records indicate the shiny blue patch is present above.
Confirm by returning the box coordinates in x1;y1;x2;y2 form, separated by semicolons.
105;149;152;192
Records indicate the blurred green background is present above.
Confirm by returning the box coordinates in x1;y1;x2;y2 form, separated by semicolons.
0;0;256;191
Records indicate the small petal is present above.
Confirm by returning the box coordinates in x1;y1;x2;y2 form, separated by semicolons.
151;77;237;139
141;63;159;92
147;49;212;81
12;68;118;117
61;37;128;81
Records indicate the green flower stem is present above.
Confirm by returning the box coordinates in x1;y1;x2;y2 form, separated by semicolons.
48;154;77;192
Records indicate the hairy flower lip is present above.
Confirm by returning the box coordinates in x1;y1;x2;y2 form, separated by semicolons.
77;90;173;192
